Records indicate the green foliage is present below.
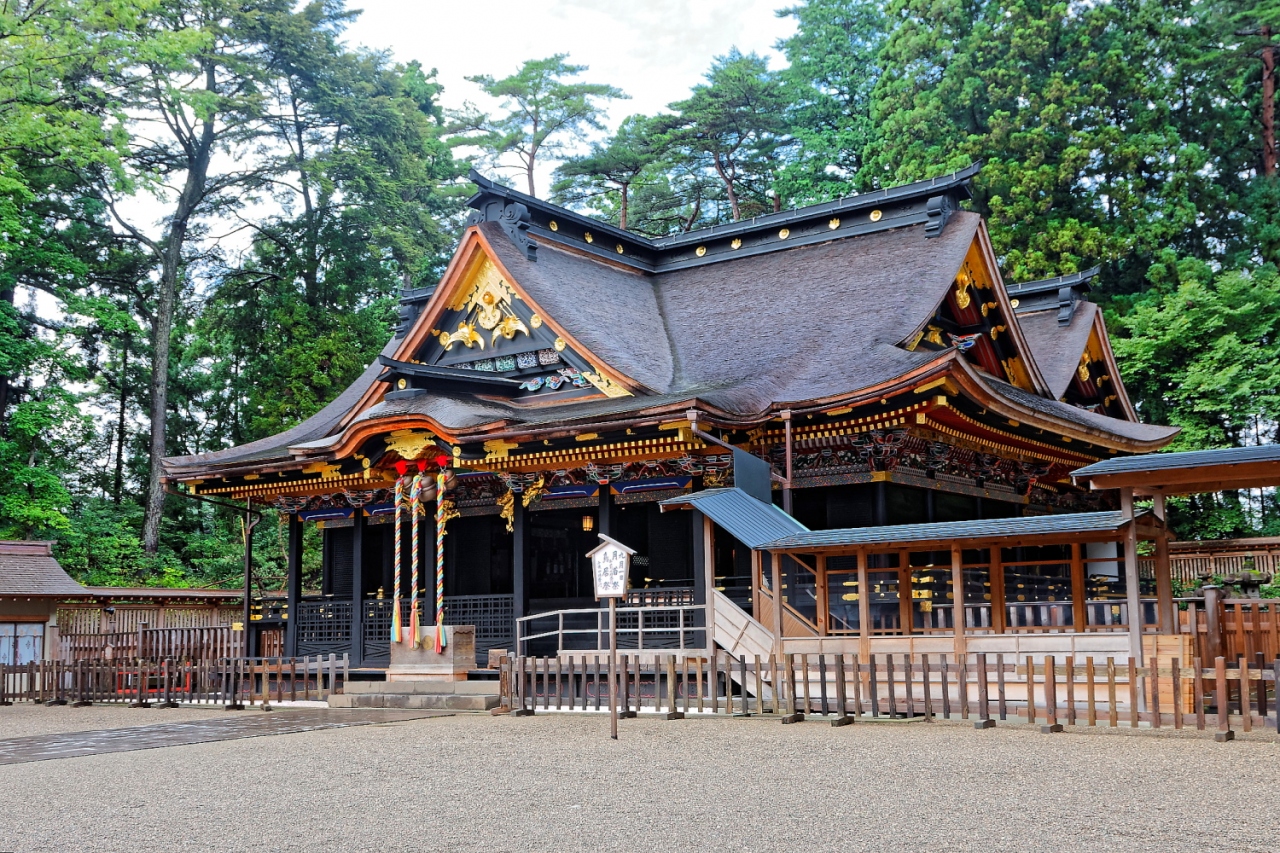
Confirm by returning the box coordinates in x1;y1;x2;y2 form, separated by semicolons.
1112;266;1280;449
775;0;888;203
657;50;793;222
452;55;626;197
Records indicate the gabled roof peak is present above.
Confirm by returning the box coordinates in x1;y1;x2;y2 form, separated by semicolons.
466;164;981;273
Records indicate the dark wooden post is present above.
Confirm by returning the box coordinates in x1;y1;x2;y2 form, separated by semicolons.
285;512;302;658
350;507;365;668
597;484;612;538
898;549;913;636
1203;585;1225;664
512;500;526;624
243;499;255;658
816;554;829;636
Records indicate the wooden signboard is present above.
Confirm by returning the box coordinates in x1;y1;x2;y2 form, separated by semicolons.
586;534;636;739
588;534;635;600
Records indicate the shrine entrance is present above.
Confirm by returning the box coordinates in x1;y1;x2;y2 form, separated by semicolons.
527;505;599;615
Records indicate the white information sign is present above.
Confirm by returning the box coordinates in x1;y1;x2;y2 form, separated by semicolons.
587;534;636;600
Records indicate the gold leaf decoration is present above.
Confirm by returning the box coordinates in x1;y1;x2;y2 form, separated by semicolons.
954;280;971;310
584;232;594;244
522;475;546;508
730;238;742;249
582;367;632;398
829;218;840;229
529;314;543;328
439;321;484;350
553;337;566;351
778;228;790;239
549;220;558;231
695;246;707;257
383;429;435;461
1077;354;1091;383
925;325;944;346
869;209;882;222
497;490;515;533
490;315;530;346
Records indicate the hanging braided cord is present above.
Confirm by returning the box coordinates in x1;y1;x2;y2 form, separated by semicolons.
434;468;447;652
390;477;404;642
409;472;422;648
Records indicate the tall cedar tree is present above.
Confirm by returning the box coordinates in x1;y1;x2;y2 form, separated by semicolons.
551;115;663;230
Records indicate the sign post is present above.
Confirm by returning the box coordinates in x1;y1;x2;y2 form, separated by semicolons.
588;534;635;740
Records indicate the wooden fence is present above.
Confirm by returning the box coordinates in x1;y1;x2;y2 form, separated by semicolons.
59;626;241;663
499;651;1278;741
0;655;347;708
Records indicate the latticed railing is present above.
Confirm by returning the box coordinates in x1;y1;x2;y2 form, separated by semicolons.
295;600;352;656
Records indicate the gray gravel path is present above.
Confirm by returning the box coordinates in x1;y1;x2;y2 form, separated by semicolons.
1;711;1278;853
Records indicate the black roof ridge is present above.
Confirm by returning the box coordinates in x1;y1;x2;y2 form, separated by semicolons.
467;162;982;252
1006;265;1101;296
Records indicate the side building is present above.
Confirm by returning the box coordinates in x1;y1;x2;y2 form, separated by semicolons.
162;166;1177;668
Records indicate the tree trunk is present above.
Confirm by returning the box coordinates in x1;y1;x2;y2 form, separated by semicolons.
1263;26;1276;177
113;335;129;505
141;68;218;554
0;285;13;430
619;183;628;231
713;156;740;221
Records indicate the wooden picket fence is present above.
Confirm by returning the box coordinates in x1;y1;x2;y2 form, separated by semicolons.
499;651;1279;741
0;655;347;708
59;626;241;663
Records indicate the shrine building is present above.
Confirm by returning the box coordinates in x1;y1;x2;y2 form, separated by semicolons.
163;165;1179;670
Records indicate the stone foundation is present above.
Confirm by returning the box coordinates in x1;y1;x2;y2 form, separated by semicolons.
387;625;475;681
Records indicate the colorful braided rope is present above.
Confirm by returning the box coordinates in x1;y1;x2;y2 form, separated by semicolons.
391;476;404;643
434;467;447;653
409;472;422;648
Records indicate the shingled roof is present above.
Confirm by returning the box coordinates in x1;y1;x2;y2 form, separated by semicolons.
163;169;1175;478
1017;301;1098;400
0;541;87;598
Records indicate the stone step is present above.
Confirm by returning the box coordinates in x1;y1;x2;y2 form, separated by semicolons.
344;679;499;696
328;692;500;711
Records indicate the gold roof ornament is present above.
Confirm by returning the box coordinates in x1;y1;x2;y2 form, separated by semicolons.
584;232;593;244
582;367;632;398
778;228;790;239
549;220;558;231
869;209;882;222
730;238;742;249
529;314;543;328
384;429;436;461
695;245;707;257
553;337;567;351
829;218;840;229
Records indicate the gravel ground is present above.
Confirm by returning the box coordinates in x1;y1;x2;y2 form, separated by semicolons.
2;710;1279;853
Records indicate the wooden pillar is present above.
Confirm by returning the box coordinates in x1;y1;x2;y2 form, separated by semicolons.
1069;542;1086;633
951;545;967;657
781;410;793;515
857;548;871;661
1119;488;1144;667
284;513;302;658
512;501;526;622
816;555;829;636
597;485;613;538
769;552;783;657
751;550;761;619
990;545;1007;635
1152;492;1175;634
350;508;365;668
241;499;254;655
898;549;912;636
702;514;715;655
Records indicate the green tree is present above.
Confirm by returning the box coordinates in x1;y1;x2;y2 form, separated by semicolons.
452;55;626;197
776;0;888;203
659;50;793;221
551;115;663;230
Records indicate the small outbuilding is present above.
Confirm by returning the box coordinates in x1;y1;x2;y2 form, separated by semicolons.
0;540;87;664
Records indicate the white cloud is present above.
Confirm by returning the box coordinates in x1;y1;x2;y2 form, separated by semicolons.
342;0;797;190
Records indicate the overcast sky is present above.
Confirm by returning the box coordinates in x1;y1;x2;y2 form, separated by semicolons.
342;0;798;186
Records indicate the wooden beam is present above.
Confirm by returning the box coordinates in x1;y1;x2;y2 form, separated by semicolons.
770;552;783;657
1152;492;1175;634
1070;541;1086;634
990;545;1007;635
1084;462;1280;495
1119;489;1144;669
898;549;913;636
857;548;871;661
703;514;715;657
816;554;828;636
